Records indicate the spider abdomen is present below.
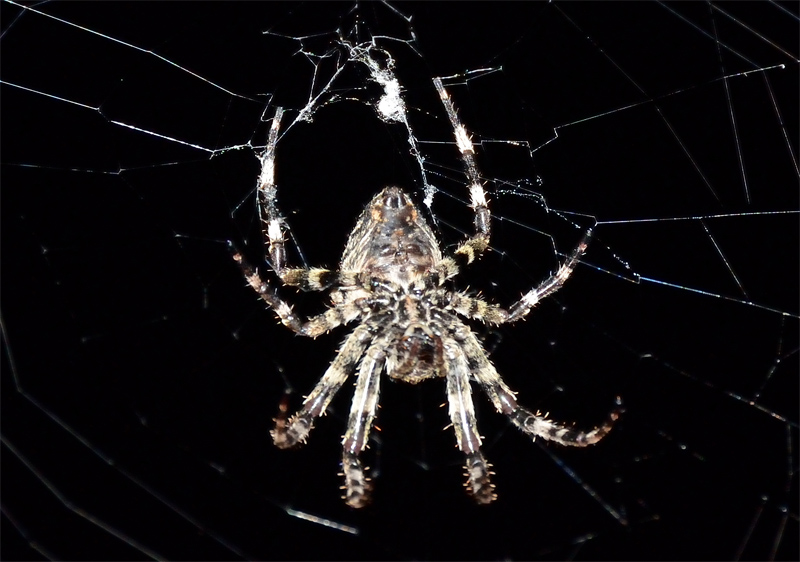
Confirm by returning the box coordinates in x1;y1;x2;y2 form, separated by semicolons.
387;325;445;383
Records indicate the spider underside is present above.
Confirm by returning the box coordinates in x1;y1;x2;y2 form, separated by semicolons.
232;79;621;508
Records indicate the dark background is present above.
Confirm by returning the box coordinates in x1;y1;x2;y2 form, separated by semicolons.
2;2;798;560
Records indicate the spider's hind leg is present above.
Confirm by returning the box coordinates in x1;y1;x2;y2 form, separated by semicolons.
507;396;623;447
449;320;621;451
340;340;385;508
271;325;372;448
443;338;496;505
462;328;623;447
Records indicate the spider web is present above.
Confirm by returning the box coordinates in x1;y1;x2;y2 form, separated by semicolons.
2;2;798;560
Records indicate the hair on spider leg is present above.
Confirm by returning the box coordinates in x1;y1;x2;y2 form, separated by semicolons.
271;386;294;438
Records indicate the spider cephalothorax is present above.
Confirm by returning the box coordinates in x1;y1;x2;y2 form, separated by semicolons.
232;79;621;508
342;186;442;285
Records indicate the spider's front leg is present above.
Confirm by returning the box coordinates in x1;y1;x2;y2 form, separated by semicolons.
255;107;337;292
433;78;491;273
442;338;496;505
272;325;373;448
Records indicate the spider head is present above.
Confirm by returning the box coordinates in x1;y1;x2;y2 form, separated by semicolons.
341;187;442;287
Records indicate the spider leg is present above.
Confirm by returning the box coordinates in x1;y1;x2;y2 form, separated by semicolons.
442;338;496;504
272;325;373;448
448;230;592;326
230;245;357;337
341;338;387;508
433;78;490;268
446;292;509;326
457;326;622;447
505;230;592;323
255;107;336;292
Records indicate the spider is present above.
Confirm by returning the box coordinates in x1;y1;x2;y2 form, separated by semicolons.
231;78;621;508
